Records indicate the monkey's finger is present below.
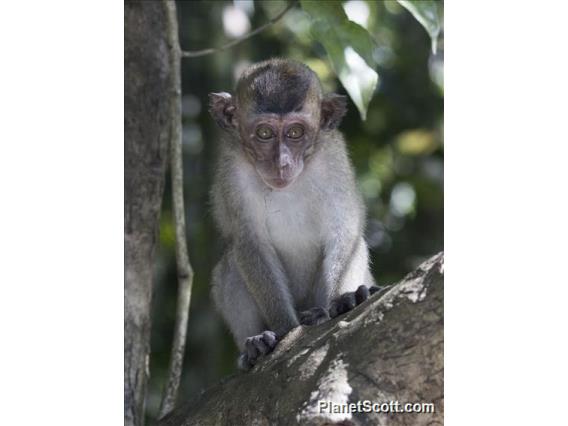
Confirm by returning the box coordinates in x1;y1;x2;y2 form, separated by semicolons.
261;330;278;350
299;310;311;325
329;300;344;318
355;285;370;304
299;307;330;326
312;307;330;324
369;285;393;297
329;303;339;318
245;337;261;360
330;293;356;318
340;293;357;313
237;353;253;371
369;285;382;295
251;335;270;356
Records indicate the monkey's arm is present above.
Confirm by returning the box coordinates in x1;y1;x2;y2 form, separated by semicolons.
234;231;299;337
310;192;377;314
313;229;359;307
315;234;378;318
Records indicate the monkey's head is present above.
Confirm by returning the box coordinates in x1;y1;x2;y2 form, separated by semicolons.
209;59;347;190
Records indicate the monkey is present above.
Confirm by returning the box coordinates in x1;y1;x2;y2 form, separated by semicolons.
208;59;380;370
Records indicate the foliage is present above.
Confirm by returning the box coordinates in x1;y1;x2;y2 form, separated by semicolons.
301;0;379;119
300;0;443;117
397;0;443;53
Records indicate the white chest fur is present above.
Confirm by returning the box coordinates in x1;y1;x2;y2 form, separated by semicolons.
238;169;324;302
264;188;321;254
263;187;322;301
234;155;330;303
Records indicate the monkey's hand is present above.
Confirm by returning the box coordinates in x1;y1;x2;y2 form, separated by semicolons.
237;330;278;371
299;306;330;326
329;285;385;318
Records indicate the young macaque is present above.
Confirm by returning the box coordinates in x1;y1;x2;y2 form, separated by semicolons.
209;59;378;370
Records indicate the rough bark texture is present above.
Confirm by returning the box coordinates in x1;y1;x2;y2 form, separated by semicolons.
125;2;171;425
160;253;444;426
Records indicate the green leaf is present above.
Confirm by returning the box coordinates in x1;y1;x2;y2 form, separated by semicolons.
397;0;443;53
300;0;379;120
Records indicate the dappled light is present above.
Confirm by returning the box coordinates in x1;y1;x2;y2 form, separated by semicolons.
344;0;371;29
222;5;251;38
390;182;417;217
340;46;379;118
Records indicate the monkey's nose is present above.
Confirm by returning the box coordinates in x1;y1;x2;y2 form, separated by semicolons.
277;156;291;170
277;165;289;178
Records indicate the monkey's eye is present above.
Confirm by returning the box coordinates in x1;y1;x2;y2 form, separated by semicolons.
286;125;304;139
256;126;274;141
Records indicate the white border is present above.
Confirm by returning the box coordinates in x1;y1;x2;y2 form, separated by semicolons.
0;2;123;424
446;1;568;425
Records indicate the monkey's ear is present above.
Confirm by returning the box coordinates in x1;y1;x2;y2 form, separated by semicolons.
321;94;347;130
208;92;237;131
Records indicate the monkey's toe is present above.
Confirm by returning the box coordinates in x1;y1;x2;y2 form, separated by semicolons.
329;292;357;318
246;331;277;357
369;285;391;297
369;285;380;295
246;335;268;358
299;306;331;326
355;285;370;304
330;285;381;318
260;330;277;350
238;330;278;371
237;353;253;370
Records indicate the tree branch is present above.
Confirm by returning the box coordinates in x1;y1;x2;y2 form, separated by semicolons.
159;0;195;419
181;1;298;58
159;253;444;426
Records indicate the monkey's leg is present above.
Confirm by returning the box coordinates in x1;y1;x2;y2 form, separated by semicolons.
211;250;279;370
234;234;300;336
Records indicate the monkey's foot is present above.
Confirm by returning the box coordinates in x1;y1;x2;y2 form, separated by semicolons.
237;330;278;371
299;306;331;326
329;285;384;318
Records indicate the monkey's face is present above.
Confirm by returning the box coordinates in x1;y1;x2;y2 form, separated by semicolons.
208;60;348;190
240;112;318;190
209;88;348;191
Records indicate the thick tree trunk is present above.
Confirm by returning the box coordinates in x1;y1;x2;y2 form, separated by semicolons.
160;253;444;426
125;2;172;425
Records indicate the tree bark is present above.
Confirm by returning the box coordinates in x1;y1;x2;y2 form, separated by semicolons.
125;2;172;425
159;253;444;426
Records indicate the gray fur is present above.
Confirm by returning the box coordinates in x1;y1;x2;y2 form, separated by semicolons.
211;130;374;346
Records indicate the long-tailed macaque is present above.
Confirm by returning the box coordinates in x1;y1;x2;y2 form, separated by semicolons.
209;59;378;369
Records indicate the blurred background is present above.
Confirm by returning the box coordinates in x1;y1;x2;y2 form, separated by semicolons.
147;0;443;421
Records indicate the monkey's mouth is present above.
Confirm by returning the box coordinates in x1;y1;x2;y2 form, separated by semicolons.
265;177;293;190
257;166;302;190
